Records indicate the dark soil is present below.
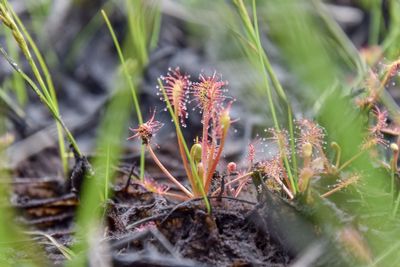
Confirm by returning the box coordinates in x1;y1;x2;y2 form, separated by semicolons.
11;148;295;267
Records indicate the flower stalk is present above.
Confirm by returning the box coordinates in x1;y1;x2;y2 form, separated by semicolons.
146;144;193;198
157;78;210;212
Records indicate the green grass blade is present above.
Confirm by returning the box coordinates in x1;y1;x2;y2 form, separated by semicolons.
252;0;296;193
67;85;132;267
3;27;26;106
104;144;111;201
125;0;148;67
102;9;145;180
9;5;68;173
382;0;400;58
65;0;114;67
149;2;161;50
0;46;82;157
0;121;46;267
233;0;297;192
369;0;382;46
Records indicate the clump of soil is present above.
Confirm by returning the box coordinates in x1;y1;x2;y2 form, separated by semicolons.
109;183;292;266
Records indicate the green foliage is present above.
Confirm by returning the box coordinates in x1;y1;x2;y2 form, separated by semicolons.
67;2;160;265
0;122;45;267
233;0;298;192
3;27;26;105
0;0;79;173
382;0;400;59
102;9;145;179
256;0;400;265
124;0;161;67
66;83;131;267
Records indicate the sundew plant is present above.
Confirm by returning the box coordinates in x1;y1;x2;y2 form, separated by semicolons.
127;65;400;207
128;68;239;209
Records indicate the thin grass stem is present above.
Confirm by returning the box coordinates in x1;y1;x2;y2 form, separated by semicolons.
126;0;148;67
391;170;395;202
102;10;145;180
3;2;68;172
311;0;367;74
331;142;342;169
25;231;75;260
232;0;297;193
287;108;298;179
368;239;400;267
149;1;161;50
392;191;400;218
250;0;297;193
337;150;365;172
104;144;111;201
0;46;82;156
381;0;400;56
369;0;382;46
4;25;26;105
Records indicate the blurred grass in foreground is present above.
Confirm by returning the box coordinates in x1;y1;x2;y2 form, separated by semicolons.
66;1;160;266
0;123;44;267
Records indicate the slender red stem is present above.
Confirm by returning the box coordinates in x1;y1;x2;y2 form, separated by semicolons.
205;113;218;183
211;171;253;196
234;180;248;197
280;157;293;193
204;129;227;193
162;192;190;201
146;144;193;198
201;111;210;173
174;109;196;194
271;175;294;199
205;143;215;182
381;128;400;135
